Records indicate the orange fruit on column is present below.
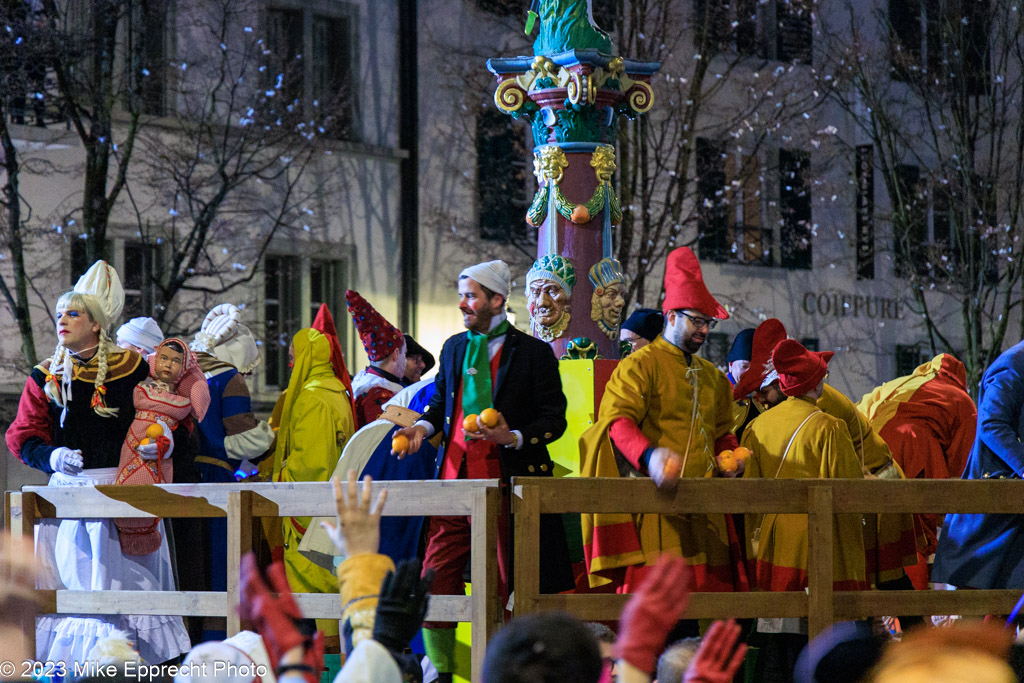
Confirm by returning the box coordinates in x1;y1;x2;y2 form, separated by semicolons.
463;414;480;432
479;408;500;428
146;423;164;439
392;434;409;454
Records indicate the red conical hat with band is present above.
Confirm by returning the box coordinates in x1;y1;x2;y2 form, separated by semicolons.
771;338;835;397
661;247;729;319
345;290;404;362
313;303;355;414
733;318;788;400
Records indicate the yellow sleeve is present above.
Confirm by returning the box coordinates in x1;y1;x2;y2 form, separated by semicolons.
713;368;736;440
336;553;396;647
821;418;865;480
740;420;763;479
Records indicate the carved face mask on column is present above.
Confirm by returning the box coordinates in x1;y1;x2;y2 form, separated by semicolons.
588;257;626;340
525;254;576;342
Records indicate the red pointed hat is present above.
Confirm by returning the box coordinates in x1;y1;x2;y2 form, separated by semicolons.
345;290;403;362
313;303;355;412
661;247;728;319
733;318;788;400
771;338;834;397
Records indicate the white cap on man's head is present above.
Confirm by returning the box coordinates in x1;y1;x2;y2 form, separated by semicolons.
459;260;511;300
116;317;164;355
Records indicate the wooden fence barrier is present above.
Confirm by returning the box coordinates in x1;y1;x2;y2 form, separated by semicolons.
6;480;501;682
512;477;1024;640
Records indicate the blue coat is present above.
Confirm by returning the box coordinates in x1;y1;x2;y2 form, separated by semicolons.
933;341;1024;588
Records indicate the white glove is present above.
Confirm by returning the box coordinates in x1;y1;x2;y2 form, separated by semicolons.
49;447;84;475
137;420;174;461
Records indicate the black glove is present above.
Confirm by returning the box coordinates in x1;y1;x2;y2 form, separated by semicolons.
372;558;435;654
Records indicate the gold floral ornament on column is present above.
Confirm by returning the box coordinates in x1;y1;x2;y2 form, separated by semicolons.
588;258;626;340
525;254;576;342
526;144;622;227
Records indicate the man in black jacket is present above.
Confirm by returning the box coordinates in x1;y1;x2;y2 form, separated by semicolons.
395;259;573;683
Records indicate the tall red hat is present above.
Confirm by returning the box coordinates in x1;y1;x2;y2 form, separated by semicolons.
733;318;788;400
771;338;834;397
345;290;403;362
313;303;355;413
661;247;729;318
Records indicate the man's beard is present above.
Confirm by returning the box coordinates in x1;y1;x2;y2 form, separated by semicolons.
464;304;496;333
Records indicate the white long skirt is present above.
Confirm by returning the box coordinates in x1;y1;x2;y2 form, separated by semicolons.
34;467;191;665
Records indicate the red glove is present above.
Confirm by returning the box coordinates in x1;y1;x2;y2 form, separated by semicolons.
239;553;324;682
613;554;692;674
683;619;748;683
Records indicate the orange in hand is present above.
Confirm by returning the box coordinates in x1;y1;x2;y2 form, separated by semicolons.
480;408;500;428
146;423;164;439
732;446;751;463
662;456;681;479
718;450;738;473
392;434;409;454
463;414;480;432
139;438;151;446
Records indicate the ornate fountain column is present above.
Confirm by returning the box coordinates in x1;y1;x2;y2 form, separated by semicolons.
487;1;660;359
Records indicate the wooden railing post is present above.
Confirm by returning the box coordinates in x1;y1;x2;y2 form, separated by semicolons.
807;485;834;640
8;490;38;657
512;481;540;618
226;490;254;635
470;485;500;683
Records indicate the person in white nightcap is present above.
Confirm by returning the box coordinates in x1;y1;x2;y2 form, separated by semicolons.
5;260;191;667
116;316;164;357
392;259;573;683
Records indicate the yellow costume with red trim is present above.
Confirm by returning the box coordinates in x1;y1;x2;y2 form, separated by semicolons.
580;336;747;592
741;396;868;591
818;384;919;586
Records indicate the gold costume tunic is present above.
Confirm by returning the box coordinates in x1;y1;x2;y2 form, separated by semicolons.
818;384;919;585
581;336;745;592
741;396;868;591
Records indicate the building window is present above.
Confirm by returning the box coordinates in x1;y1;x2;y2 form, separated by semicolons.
889;0;990;95
137;0;170;116
855;145;875;280
263;253;347;390
477;108;532;243
697;138;773;266
779;148;812;270
266;4;358;140
895;343;928;376
775;0;812;64
800;337;819;352
893;164;997;282
121;241;158;319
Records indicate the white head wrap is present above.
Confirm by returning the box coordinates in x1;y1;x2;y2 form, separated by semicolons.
459;260;511;300
116;317;164;356
191;303;260;374
760;366;780;390
73;260;125;330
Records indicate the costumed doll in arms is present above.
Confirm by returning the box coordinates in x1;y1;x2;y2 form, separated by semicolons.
115;338;210;555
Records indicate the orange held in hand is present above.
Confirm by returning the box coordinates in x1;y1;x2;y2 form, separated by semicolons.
139;438;151;446
463;414;480;432
732;446;751;463
662;456;681;479
392;434;409;454
718;450;738;473
480;408;500;428
146;423;164;439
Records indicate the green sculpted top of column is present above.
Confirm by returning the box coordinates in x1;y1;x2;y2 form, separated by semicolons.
533;0;613;56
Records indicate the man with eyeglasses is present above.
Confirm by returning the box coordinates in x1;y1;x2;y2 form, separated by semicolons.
581;246;748;595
